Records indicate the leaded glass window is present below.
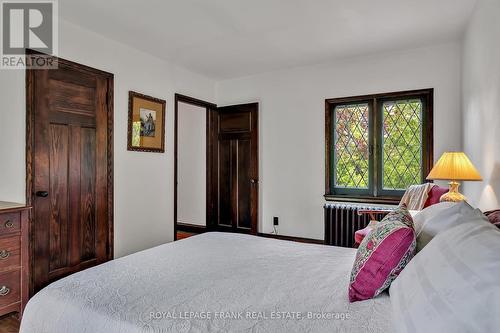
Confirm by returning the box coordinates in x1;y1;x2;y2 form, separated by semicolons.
326;89;433;200
334;104;370;189
382;99;423;190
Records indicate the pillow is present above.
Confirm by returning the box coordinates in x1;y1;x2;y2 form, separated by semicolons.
390;219;500;333
416;201;487;252
348;205;416;302
423;185;449;208
484;209;500;228
381;204;414;227
412;202;456;235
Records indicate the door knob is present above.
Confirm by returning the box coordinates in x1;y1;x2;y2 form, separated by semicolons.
36;191;49;197
250;179;258;184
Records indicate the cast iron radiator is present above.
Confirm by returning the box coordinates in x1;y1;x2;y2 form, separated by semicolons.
324;203;390;248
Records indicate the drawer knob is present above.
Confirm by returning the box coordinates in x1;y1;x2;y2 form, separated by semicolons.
4;220;13;228
0;286;10;296
0;250;9;259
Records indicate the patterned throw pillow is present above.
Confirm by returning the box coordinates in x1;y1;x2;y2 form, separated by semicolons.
348;204;416;302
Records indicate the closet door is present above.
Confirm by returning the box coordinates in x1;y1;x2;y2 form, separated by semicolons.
27;54;113;294
209;103;258;234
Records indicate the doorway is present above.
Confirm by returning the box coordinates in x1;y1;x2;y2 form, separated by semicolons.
174;94;214;239
174;95;259;239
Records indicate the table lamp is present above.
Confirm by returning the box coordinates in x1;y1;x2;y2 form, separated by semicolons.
426;152;482;202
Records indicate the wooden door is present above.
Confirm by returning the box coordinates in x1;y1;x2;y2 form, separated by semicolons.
27;54;113;294
208;103;258;234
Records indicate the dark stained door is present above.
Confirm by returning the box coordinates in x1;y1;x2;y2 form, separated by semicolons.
208;103;258;234
28;55;113;294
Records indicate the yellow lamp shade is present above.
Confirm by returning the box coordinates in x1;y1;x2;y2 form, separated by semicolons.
427;152;482;181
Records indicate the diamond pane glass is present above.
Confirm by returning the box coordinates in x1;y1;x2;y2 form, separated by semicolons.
334;104;369;189
382;99;423;190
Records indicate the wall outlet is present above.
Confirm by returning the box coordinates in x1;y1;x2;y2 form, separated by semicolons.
273;217;279;226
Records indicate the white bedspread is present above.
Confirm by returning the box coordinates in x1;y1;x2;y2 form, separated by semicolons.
21;232;393;333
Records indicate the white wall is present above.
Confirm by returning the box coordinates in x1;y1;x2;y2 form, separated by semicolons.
462;0;500;211
177;102;206;226
0;17;469;251
216;42;463;240
0;69;25;203
0;19;216;257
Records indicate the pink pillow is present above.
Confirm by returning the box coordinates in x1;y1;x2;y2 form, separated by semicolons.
354;225;373;245
423;185;449;208
349;205;416;302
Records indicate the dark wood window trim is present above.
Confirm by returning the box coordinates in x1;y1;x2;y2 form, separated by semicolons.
325;89;433;204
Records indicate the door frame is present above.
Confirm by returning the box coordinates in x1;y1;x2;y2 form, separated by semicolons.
174;94;217;240
25;51;114;294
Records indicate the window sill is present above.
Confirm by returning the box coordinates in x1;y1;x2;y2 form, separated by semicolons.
324;194;400;205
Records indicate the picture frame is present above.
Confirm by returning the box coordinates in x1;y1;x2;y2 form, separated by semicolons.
127;91;166;153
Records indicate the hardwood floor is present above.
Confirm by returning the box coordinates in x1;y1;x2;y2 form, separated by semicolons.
0;314;19;333
177;231;196;240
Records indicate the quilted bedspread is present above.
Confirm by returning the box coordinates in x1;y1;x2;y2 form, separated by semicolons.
21;232;393;333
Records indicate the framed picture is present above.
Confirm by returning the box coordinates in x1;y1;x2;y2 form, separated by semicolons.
127;91;166;153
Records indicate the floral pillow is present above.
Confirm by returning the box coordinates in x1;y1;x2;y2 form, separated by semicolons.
348;204;416;302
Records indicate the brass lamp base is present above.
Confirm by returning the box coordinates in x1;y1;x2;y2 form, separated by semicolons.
440;181;467;202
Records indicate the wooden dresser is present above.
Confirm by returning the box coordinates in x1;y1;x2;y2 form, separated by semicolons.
0;202;30;317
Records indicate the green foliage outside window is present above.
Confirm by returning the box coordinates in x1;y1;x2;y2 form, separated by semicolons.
333;99;423;192
334;104;370;188
382;100;423;190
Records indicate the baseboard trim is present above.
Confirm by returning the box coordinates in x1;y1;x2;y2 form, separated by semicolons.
257;232;324;245
175;225;324;245
177;222;206;234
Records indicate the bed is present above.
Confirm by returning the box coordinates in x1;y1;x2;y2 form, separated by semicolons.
20;232;393;332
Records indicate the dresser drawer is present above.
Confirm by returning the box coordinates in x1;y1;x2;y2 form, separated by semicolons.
0;213;20;234
0;270;20;308
0;236;20;272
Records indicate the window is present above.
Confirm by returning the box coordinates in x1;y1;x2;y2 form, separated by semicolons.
325;89;433;202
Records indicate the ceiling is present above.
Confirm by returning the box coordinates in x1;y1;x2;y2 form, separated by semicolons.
59;0;478;80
